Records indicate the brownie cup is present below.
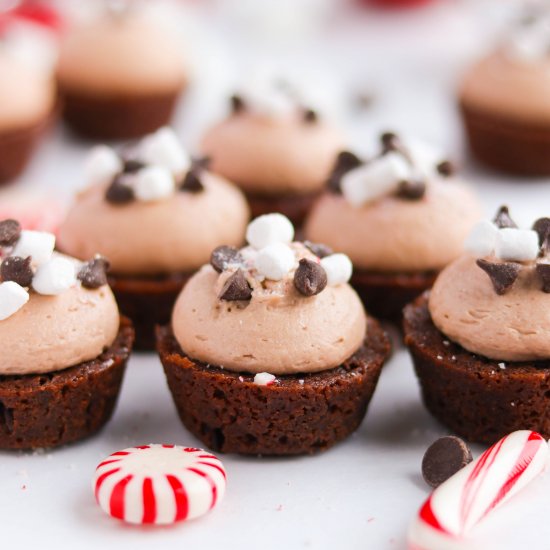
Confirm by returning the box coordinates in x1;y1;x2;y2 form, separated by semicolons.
58;128;249;349
305;132;482;323
404;207;550;444
56;7;186;140
157;213;391;455
0;219;134;449
459;11;550;176
201;77;345;227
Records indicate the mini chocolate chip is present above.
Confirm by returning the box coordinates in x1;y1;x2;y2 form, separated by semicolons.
436;160;455;177
532;217;550;247
536;263;550;292
303;241;333;259
396;180;426;200
294;258;327;297
476;259;520;295
105;177;134;204
77;257;110;289
327;151;363;193
219;269;252;301
230;94;245;113
422;436;473;489
0;256;33;286
180;170;204;193
123;159;145;173
493;205;517;229
0;219;21;246
210;246;243;273
380;131;400;152
303;108;318;123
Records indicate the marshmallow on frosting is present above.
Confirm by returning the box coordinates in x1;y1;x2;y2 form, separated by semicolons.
246;213;294;249
13;230;55;267
0;281;29;321
32;257;77;296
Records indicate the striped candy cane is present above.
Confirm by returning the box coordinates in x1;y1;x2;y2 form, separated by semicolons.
408;430;548;550
94;444;226;525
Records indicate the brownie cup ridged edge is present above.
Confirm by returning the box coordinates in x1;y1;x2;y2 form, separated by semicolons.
156;317;391;456
404;294;550;444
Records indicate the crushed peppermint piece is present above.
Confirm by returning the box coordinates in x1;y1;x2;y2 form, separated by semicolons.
254;372;276;386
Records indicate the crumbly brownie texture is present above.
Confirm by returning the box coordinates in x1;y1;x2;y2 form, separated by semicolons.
59;88;180;140
0;316;134;450
157;317;390;456
352;268;437;324
460;102;550;176
109;272;189;350
403;294;550;444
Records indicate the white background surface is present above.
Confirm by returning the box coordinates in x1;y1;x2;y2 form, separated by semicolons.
2;1;550;549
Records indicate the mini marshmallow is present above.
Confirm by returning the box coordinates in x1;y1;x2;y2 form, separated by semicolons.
32;257;76;296
246;213;294;249
406;139;445;179
12;230;55;267
83;145;122;188
242;79;295;118
321;253;353;286
464;220;499;257
255;242;295;280
0;281;29;321
253;372;276;386
140;127;191;174
495;228;539;262
341;152;410;207
133;166;175;202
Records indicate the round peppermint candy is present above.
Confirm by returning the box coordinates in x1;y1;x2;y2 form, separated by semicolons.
93;444;227;525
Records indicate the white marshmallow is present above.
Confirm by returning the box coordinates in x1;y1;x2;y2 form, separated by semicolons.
340;152;410;207
253;372;276;386
32;257;76;296
12;230;55;267
246;213;294;249
321;253;353;286
134;166;175;202
0;281;29;321
464;220;499;257
255;243;295;280
140;127;191;174
406;139;445;179
495;228;539;262
83;145;122;188
242;78;295;118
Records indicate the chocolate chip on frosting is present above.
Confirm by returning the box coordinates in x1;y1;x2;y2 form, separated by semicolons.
536;263;550;293
180;170;204;193
303;241;333;259
122;159;145;174
0;219;21;246
1;256;33;287
422;436;473;489
476;258;520;295
105;177;135;204
532;217;550;247
380;131;400;153
396;179;426;200
294;258;327;297
219;269;252;301
77;257;110;289
210;246;243;273
303;108;318;123
230;94;245;113
328;151;363;193
493;206;517;229
436;160;455;177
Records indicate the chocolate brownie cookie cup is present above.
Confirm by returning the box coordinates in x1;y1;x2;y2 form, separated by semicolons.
201;76;346;227
459;7;550;175
305;132;482;323
56;6;187;140
58;128;249;350
0;219;133;449
157;213;391;455
404;206;550;444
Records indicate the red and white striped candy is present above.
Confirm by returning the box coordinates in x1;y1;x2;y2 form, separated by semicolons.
408;430;548;550
93;444;226;525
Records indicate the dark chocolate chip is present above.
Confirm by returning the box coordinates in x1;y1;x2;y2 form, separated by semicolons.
327;151;363;194
180;170;204;193
436;160;455;177
422;436;473;489
476;259;521;295
105;177;135;204
536;263;550;293
294;258;327;297
77;257;110;289
123;159;145;174
230;94;245;113
396;180;426;200
303;108;318;123
493;205;517;229
303;241;333;259
219;269;252;301
210;246;243;273
532;217;550;247
0;219;21;246
0;256;33;287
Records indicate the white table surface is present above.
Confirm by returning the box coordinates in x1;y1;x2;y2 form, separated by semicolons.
2;1;550;549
